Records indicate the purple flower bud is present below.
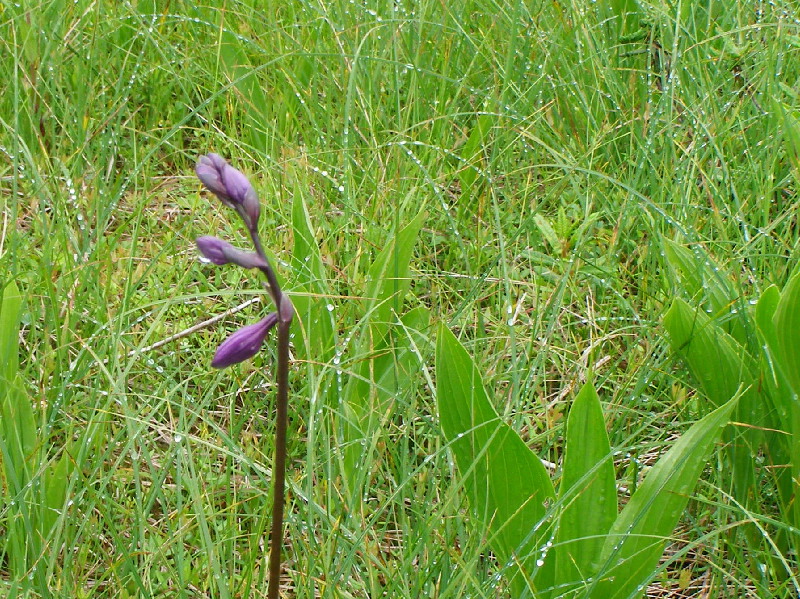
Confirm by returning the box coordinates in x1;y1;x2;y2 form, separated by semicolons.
211;313;279;368
196;236;267;269
195;154;229;202
278;294;295;323
196;153;261;228
196;236;231;265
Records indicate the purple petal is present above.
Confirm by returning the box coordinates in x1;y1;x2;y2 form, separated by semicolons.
241;185;261;228
220;245;268;269
196;154;261;227
211;313;279;368
196;236;232;265
196;236;267;269
220;163;253;205
196;154;229;200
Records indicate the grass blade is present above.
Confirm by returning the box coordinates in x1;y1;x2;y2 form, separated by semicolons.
290;183;336;362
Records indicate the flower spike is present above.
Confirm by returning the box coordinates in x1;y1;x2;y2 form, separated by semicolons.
193;150;293;599
196;153;261;229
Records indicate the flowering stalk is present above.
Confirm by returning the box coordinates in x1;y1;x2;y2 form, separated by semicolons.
195;153;294;599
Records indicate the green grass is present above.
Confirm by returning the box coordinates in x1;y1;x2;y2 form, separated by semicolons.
2;0;800;597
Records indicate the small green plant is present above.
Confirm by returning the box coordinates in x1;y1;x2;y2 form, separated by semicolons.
193;154;294;599
0;279;73;591
436;324;737;598
338;211;428;503
662;238;800;590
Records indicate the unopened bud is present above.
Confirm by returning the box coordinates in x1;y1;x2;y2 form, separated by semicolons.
196;153;261;229
211;313;279;368
196;236;267;269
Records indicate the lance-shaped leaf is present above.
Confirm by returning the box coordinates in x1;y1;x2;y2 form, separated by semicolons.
773;272;800;397
765;274;800;530
363;210;426;343
553;381;617;594
662;238;745;343
436;324;556;596
663;298;760;502
0;280;36;486
590;396;737;599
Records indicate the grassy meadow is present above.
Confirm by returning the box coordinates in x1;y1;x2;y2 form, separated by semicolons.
2;0;800;597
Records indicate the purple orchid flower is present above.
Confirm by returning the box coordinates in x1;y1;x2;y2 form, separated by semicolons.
196;236;267;269
211;313;279;369
196;153;261;230
193;152;294;599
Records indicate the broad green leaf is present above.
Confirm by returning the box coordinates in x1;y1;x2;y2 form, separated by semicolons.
662;238;744;343
554;382;617;592
773;272;800;397
754;285;796;521
756;284;784;401
0;279;23;382
436;324;556;596
0;280;36;490
663;298;759;504
773;98;800;168
341;214;426;498
1;377;36;484
591;396;737;599
769;274;800;531
663;298;756;408
373;306;430;401
459;113;492;196
341;307;430;503
42;450;71;536
290;184;335;362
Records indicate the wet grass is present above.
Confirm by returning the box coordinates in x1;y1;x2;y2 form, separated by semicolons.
2;1;800;597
